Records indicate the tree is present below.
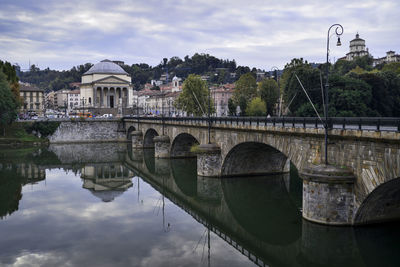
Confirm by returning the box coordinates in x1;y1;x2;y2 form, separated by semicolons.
0;72;19;136
258;78;280;116
329;74;374;117
281;59;322;116
0;60;21;106
382;62;400;74
233;73;257;115
245;97;266;116
228;98;236;115
175;74;214;116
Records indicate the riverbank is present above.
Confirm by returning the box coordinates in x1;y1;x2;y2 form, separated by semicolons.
0;122;48;147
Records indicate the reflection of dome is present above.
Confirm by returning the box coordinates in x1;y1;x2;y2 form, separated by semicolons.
89;190;124;202
84;59;128;75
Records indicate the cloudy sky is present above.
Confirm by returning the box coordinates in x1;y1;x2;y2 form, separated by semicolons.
1;0;399;71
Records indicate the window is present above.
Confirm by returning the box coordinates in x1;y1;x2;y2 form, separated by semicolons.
89;97;91;104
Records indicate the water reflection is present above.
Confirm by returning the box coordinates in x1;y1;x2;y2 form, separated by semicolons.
81;163;134;202
0;144;399;267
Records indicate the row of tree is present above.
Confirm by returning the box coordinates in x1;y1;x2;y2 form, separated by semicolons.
281;57;400;117
157;56;400;118
0;60;21;135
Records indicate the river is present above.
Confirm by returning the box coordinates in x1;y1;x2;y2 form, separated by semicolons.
0;143;398;267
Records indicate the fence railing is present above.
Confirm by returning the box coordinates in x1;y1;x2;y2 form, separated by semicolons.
123;116;400;132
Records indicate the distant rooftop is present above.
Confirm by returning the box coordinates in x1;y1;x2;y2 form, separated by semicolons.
19;83;44;92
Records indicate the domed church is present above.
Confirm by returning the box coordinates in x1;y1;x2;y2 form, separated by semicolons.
80;59;133;116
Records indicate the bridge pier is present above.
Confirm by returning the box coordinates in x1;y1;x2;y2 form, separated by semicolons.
300;165;355;225
131;131;143;148
154;135;171;158
196;143;221;177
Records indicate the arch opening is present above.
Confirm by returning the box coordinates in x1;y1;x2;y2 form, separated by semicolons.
354;177;400;225
170;133;199;158
221;142;289;177
126;126;136;140
143;129;158;148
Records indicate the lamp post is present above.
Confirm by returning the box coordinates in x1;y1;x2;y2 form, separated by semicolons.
136;91;140;130
208;86;211;144
325;24;343;165
162;91;165;135
81;97;86;118
271;66;280;117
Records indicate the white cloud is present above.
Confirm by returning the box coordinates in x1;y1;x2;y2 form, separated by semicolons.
0;0;399;70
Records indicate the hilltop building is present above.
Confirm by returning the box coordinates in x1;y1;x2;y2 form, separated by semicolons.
80;59;133;116
373;50;400;66
346;33;370;61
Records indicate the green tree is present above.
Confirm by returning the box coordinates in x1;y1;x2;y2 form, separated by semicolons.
0;60;21;105
381;62;400;74
245;97;266;116
233;72;257;115
228;98;236;115
329;74;374;117
175;74;214;116
0;72;19;136
281;59;322;116
258;78;280;116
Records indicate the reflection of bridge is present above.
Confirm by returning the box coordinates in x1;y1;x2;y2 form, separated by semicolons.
121;117;400;226
124;148;378;267
124;152;302;267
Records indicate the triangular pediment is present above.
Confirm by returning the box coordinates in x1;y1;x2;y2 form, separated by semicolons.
93;75;131;84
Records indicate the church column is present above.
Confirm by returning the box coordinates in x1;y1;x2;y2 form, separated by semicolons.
113;87;117;108
124;88;128;107
100;87;104;108
106;87;109;108
93;87;97;108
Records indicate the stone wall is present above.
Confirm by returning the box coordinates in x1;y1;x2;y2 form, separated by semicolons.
48;120;126;143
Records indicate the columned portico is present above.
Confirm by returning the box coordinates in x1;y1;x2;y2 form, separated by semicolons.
80;59;133;116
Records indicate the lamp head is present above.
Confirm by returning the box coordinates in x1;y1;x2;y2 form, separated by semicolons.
336;37;341;46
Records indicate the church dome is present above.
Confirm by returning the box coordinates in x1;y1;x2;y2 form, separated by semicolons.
84;59;128;75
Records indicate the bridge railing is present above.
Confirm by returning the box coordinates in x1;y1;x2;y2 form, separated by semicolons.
123;116;400;132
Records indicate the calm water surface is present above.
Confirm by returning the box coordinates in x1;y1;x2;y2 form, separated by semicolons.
0;144;399;267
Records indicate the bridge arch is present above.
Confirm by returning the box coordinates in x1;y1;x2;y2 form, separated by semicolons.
171;133;199;158
221;142;290;177
143;128;159;148
126;126;136;140
354;177;400;225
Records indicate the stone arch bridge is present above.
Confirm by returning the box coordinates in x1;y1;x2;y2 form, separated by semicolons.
122;117;400;226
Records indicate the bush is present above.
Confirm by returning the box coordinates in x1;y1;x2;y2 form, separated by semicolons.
26;121;60;137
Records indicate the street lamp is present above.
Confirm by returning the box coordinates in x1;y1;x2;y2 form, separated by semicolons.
81;97;86;118
208;86;211;144
136;92;140;130
325;23;343;165
271;66;280;117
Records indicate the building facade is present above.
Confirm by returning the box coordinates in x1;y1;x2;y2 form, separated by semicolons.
211;83;235;117
54;90;69;110
80;59;133;116
373;50;400;66
67;89;81;113
19;83;45;116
